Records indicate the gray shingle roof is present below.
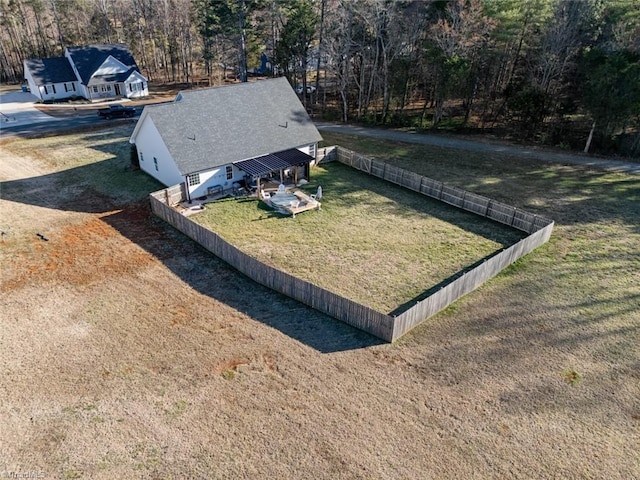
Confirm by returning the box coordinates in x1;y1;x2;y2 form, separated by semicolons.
66;44;139;84
136;77;322;175
24;57;76;84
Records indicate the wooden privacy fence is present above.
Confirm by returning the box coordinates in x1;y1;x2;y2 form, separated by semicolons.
335;146;552;234
149;146;553;342
333;146;554;339
160;183;186;206
150;190;396;341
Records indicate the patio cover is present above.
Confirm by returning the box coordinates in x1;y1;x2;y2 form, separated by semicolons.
234;148;314;177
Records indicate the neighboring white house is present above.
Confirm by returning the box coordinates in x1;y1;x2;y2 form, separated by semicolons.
23;57;80;102
24;44;147;102
129;77;322;201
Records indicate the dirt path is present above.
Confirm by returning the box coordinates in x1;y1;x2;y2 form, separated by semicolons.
315;122;640;175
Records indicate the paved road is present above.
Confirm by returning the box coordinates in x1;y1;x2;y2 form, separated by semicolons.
316;122;640;175
0;111;140;137
0;90;143;137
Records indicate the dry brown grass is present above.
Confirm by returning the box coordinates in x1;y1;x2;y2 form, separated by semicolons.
1;127;638;479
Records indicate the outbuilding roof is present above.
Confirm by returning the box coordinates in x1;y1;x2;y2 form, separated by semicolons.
130;77;322;176
24;57;77;85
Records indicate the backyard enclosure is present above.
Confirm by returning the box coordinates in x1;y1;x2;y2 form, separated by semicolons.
151;147;553;341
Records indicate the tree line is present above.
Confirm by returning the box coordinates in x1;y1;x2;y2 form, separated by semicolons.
1;0;639;155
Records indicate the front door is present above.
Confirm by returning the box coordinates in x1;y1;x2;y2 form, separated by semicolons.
115;84;121;97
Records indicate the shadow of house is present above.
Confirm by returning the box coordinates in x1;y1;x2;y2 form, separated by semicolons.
2;149;534;347
1;159;383;353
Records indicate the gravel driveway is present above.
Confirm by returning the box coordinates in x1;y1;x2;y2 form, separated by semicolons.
315;122;640;175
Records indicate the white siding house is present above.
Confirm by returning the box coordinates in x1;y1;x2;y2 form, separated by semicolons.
23;57;80;102
24;44;147;102
130;78;322;201
134;116;183;188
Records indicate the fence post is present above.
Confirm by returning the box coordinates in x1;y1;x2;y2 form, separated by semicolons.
485;199;492;218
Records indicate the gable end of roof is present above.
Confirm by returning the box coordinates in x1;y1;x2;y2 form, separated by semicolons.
65;44;141;84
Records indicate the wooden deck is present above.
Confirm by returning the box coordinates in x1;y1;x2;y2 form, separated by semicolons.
262;189;321;217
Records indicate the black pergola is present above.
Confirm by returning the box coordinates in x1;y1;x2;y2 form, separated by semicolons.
234;148;314;186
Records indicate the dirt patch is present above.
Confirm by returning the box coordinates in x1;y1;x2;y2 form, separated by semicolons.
2;210;155;292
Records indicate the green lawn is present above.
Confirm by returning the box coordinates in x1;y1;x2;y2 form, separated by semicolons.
193;161;525;314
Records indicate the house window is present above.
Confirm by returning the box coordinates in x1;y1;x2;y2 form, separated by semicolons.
92;86;99;93
154;157;158;171
309;143;316;158
72;83;76;91
51;85;56;94
43;85;48;95
100;85;111;93
226;165;233;180
64;83;68;92
187;173;200;186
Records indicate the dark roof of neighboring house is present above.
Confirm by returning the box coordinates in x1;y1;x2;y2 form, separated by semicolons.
24;57;76;84
66;44;140;84
131;77;322;176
